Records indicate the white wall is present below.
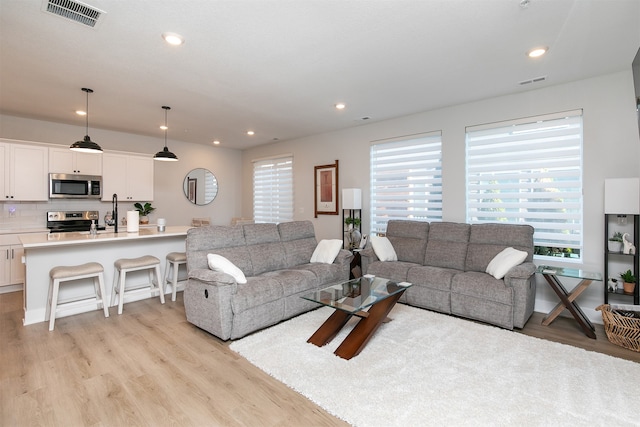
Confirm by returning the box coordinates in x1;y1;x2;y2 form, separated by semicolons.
241;70;640;322
0;114;243;228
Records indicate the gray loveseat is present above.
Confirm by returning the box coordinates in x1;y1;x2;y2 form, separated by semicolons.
183;221;352;340
361;220;537;329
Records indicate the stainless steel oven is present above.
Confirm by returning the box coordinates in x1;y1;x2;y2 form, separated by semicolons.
47;211;105;233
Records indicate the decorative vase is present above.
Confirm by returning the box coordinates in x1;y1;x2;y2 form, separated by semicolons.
140;215;149;225
608;241;623;253
348;229;361;249
622;281;636;294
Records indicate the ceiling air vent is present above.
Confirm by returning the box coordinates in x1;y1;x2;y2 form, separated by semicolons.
42;0;106;28
519;76;547;86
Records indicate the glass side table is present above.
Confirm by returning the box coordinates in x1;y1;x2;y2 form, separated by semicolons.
536;266;602;339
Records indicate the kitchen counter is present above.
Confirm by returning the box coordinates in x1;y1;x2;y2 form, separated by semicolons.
20;226;192;248
20;226;192;326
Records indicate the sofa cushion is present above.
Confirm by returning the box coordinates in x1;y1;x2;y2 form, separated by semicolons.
243;223;287;275
208;246;254;277
207;254;247;284
451;271;513;305
485;247;528;279
310;239;343;264
371;236;398;261
231;277;283;313
407;265;457;292
186;225;246;271
386;220;429;264
262;269;318;295
367;260;414;282
292;263;346;285
424;222;470;270
465;223;534;272
278;221;318;267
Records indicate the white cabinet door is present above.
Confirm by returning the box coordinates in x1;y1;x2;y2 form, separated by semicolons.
9;245;24;284
0;246;10;287
49;148;102;175
102;153;153;202
73;152;102;175
6;143;48;201
102;153;128;200
0;144;7;200
127;156;154;201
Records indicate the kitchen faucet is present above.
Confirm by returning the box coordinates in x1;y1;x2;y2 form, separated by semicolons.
112;193;118;233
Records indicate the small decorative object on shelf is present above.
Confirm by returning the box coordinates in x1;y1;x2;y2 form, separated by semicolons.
620;269;637;294
622;232;636;254
608;232;623;253
133;202;155;224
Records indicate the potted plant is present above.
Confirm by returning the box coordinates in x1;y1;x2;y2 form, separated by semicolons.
133;202;155;225
619;269;637;294
344;216;361;229
608;232;624;253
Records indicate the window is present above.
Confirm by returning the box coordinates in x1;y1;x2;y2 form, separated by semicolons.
370;132;442;234
253;155;293;223
465;110;583;259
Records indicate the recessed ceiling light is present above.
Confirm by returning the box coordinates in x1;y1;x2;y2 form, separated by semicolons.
76;110;86;116
212;140;220;145
247;130;255;136
335;103;346;110
160;125;168;130
527;47;548;58
162;32;185;46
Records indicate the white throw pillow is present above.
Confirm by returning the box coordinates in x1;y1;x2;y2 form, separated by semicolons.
310;239;343;264
370;235;398;262
207;254;247;284
485;247;528;280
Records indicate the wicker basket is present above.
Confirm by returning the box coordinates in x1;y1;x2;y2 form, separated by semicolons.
595;304;640;352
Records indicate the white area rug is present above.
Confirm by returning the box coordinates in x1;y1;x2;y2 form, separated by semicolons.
230;304;640;427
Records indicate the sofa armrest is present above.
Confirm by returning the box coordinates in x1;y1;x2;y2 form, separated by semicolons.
334;249;353;266
188;268;238;292
359;244;379;274
504;262;537;281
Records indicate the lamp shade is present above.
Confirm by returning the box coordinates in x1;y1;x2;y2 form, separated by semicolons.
604;178;640;214
342;188;362;210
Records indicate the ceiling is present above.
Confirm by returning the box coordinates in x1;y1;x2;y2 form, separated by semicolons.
1;0;639;151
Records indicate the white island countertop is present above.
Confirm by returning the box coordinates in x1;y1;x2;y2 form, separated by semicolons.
19;226;192;248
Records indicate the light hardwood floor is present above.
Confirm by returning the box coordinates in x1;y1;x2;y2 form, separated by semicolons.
1;290;638;426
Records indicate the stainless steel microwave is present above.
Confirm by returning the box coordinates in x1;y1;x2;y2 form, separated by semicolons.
49;173;102;199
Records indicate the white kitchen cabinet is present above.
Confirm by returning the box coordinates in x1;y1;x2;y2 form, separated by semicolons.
49;147;102;175
0;141;49;201
101;152;154;202
0;244;25;288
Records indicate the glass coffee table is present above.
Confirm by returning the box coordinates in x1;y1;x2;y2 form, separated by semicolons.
302;275;412;360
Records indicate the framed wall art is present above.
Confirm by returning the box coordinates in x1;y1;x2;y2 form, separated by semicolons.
188;178;197;204
314;159;339;217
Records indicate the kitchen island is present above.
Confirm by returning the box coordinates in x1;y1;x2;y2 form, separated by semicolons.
20;226;191;325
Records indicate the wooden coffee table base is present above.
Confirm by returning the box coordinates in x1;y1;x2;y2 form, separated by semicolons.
307;290;405;360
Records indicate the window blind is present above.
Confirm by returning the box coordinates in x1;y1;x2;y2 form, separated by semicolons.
253;156;293;224
466;112;583;257
370;133;442;234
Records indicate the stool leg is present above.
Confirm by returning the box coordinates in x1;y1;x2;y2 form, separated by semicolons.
111;270;119;308
97;273;109;318
49;278;60;331
163;260;170;296
171;261;179;302
154;264;165;304
117;270;127;315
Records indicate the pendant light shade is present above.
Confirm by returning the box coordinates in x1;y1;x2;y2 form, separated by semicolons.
70;88;103;153
154;106;178;161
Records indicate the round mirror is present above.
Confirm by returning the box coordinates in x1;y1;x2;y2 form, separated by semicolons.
183;168;218;205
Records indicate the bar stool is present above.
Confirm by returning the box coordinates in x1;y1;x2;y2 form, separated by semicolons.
47;262;109;331
164;252;187;302
111;255;165;315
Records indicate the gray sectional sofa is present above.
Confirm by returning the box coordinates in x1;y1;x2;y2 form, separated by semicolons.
183;221;352;340
361;220;537;329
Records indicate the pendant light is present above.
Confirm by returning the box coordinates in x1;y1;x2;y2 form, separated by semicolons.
154;106;178;161
70;88;103;153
